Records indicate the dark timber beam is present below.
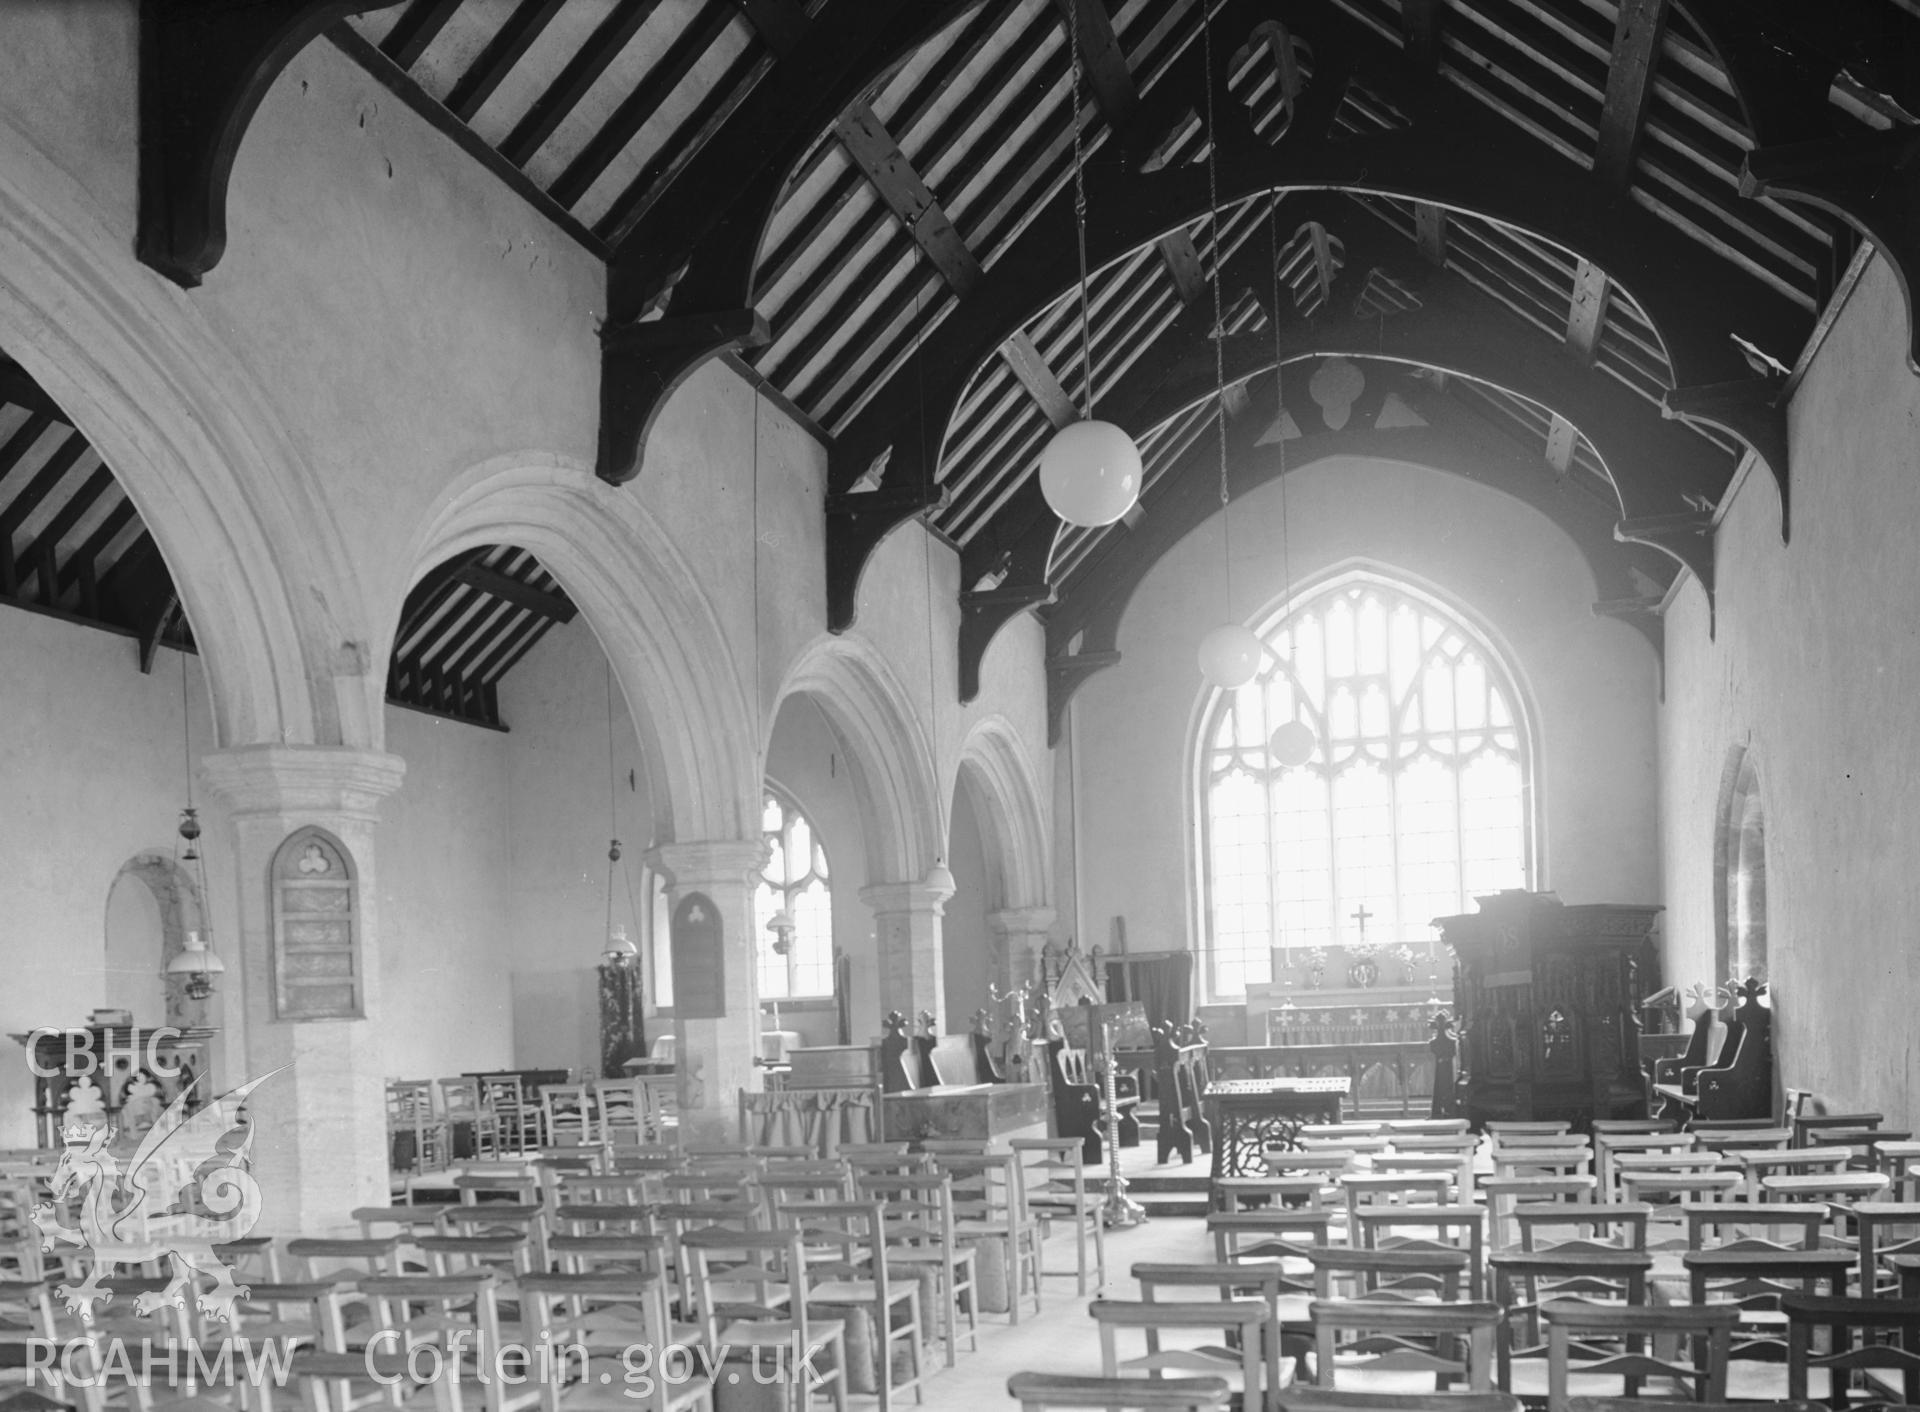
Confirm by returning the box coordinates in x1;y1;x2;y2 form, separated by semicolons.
1400;0;1441;69
1742;129;1920;372
380;0;462;68
443;0;566;122
138;0;408;287
455;563;577;622
998;332;1077;429
1593;0;1669;189
824;0;1807;629
833;103;985;295
1051;0;1137;129
599;310;771;485
1046;649;1122;745
595;0;983;482
960;583;1057;702
1662;379;1791;537
1038;368;1673;739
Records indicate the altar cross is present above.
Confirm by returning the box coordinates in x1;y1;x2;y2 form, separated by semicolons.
1351;903;1374;942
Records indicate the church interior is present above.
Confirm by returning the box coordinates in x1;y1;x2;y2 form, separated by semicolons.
5;0;1920;1408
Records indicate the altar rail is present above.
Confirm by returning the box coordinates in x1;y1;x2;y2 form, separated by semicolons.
1209;1042;1436;1116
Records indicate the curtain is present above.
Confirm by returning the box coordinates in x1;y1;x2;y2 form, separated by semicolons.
1108;953;1193;1034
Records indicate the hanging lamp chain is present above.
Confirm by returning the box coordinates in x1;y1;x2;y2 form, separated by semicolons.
1069;0;1094;422
1202;0;1232;612
1269;199;1291;609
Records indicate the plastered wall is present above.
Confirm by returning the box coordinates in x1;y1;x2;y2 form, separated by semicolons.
1071;455;1663;992
1660;254;1920;1123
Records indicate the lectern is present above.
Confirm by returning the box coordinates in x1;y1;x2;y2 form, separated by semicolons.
1436;891;1662;1126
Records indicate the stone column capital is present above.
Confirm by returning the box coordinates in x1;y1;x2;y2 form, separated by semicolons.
201;746;406;821
861;878;954;917
987;906;1057;937
644;839;767;892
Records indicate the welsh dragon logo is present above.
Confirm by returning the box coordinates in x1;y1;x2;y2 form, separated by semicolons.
32;1071;278;1322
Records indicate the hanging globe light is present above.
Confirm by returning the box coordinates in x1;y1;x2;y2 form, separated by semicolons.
1039;420;1142;527
1197;623;1262;689
1269;718;1317;767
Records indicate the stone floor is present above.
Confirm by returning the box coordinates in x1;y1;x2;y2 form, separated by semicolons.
915;1211;1215;1409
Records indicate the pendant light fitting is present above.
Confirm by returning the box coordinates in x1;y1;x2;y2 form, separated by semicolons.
1037;0;1142;529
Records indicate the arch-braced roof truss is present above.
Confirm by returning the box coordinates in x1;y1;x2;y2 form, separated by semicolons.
131;0;1920;735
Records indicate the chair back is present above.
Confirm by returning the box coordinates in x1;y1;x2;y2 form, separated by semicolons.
1008;1372;1230;1411
1784;1294;1920;1405
1542;1297;1737;1411
1091;1298;1268;1410
517;1272;688;1412
1310;1297;1500;1390
1207;1209;1335;1265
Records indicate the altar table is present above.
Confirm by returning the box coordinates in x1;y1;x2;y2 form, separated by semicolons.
1205;1076;1350;1178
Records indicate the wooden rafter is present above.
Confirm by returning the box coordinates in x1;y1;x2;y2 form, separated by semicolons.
826;0;1800;632
594;0;980;483
499;0;662;167
1592;0;1669;189
832;103;984;296
444;0;568;122
454;563;577;622
998;332;1077;430
379;0;462;68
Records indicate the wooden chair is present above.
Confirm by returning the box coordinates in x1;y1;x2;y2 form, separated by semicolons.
1135;1261;1303;1397
547;1232;668;1277
776;1199;925;1412
856;1172;978;1367
1479;1177;1598;1251
1541;1298;1737;1411
1490;1246;1653;1397
438;1077;501;1162
1281;1395;1520;1412
517;1271;712;1412
1215;1176;1332;1213
1007;1373;1230;1411
1684;1246;1854;1401
1012;1136;1106;1295
591;1078;647;1151
1307;1246;1470;1305
539;1083;595;1148
1846;1199;1920;1296
473;1074;532;1154
935;1150;1040;1322
1350;1205;1488;1298
1785;1294;1920;1405
385;1079;451;1177
1512;1203;1652;1252
1309;1298;1500;1392
359;1271;531;1412
1592;1132;1696;1200
1731;1146;1853;1198
1091;1297;1277;1412
1207;1209;1336;1267
680;1223;848;1412
1338;1173;1452;1209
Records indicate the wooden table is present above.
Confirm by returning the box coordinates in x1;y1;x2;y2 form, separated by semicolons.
1204;1076;1349;1178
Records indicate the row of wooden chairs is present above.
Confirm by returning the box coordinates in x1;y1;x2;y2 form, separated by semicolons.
386;1077;679;1177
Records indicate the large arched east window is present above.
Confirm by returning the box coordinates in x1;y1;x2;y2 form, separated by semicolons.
1197;575;1535;997
755;788;834;1000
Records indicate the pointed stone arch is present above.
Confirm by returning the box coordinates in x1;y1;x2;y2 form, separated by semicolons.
0;113;376;750
773;633;942;888
955;714;1050;913
403;453;760;846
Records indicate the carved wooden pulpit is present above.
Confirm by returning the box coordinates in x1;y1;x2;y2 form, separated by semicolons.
1436;891;1663;1126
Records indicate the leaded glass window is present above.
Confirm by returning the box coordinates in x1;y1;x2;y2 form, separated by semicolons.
1198;576;1533;998
755;788;834;999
